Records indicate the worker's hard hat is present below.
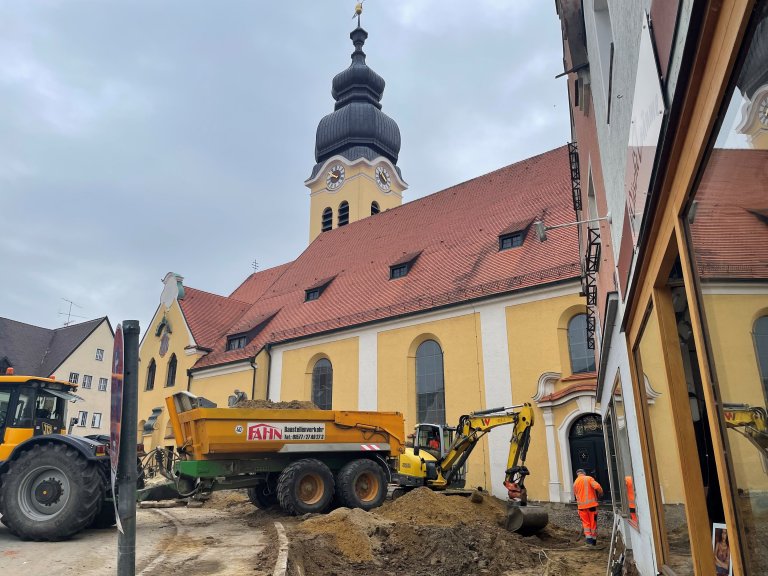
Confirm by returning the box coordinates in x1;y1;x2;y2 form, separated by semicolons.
576;468;586;475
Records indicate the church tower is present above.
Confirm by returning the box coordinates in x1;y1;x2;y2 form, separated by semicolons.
305;26;407;242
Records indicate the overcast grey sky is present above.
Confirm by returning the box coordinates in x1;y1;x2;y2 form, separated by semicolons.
0;0;570;337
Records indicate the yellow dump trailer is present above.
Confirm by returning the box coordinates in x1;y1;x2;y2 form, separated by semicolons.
159;391;405;515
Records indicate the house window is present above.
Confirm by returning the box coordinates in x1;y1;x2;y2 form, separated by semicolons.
371;201;380;215
390;264;409;279
755;316;768;400
95;348;104;361
98;377;108;391
227;336;247;351
304;277;334;302
69;372;79;384
77;411;88;427
305;288;321;301
338;201;349;227
568;314;596;373
499;231;524;250
91;413;102;428
321;207;333;232
311;358;333;410
166;354;177;388
81;375;93;389
416;340;445;425
146;358;156;391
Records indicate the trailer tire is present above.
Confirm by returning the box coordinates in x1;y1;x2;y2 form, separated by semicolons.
247;483;278;510
335;459;387;511
277;459;334;515
0;443;103;541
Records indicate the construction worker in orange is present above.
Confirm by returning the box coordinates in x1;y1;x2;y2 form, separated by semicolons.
573;468;603;546
625;475;637;524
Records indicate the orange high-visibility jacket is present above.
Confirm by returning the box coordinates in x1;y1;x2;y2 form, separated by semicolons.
573;474;602;509
625;476;636;510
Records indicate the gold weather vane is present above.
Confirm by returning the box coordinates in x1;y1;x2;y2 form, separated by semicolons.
353;1;364;27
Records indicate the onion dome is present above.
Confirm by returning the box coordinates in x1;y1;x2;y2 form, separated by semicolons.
310;27;401;179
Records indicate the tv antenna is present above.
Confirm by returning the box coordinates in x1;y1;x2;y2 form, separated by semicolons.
252;260;259;272
59;298;86;326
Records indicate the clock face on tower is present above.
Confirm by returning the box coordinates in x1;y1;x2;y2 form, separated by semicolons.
759;96;768;128
326;164;345;190
375;166;392;191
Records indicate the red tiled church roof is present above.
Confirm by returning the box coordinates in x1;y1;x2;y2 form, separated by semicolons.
181;146;580;370
178;287;251;350
690;148;768;280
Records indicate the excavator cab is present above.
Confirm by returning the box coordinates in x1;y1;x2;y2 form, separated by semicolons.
414;424;455;458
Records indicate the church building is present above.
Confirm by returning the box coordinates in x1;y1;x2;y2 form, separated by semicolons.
137;23;598;503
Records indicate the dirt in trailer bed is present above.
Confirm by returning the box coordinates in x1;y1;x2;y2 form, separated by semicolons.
208;487;610;576
234;399;320;409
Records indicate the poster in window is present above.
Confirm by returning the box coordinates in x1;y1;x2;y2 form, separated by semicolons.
712;523;732;576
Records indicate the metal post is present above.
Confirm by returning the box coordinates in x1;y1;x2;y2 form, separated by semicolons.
118;320;140;576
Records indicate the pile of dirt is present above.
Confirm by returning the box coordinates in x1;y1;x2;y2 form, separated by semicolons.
290;488;606;576
234;399;320;409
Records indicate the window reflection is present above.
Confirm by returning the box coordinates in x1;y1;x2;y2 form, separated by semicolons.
683;4;768;572
607;376;638;526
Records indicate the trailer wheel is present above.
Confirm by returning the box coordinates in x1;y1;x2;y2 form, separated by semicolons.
335;459;387;511
247;483;278;510
277;459;334;515
0;443;104;541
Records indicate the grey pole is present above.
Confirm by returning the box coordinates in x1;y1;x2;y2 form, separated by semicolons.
118;320;140;576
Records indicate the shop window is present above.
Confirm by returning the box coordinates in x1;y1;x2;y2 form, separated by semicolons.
416;340;445;425
165;354;177;388
568;314;596;373
682;5;768;572
311;358;332;410
146;358;156;391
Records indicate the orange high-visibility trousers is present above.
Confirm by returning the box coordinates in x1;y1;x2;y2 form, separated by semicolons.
578;507;598;541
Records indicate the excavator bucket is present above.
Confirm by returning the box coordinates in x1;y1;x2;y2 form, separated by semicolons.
505;503;549;535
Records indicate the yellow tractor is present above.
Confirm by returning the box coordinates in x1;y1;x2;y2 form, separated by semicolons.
0;372;113;540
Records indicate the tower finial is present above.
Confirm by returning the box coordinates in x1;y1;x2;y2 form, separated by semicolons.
353;1;363;27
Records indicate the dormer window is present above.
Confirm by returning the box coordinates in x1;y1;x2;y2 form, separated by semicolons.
389;251;422;280
304;276;336;302
499;231;524;250
390;264;409;279
226;335;248;351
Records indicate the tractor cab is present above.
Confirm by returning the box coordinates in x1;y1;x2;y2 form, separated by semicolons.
0;373;83;461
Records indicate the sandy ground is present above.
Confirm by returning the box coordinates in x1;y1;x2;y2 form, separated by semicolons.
0;503;269;576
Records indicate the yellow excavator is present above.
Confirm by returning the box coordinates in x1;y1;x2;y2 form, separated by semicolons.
392;403;547;533
723;403;768;458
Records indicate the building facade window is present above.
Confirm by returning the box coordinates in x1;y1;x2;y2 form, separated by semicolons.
321;207;333;232
416;340;445;424
77;411;88;427
98;377;108;391
227;336;247;351
166;354;177;388
338;201;349;227
69;372;79;384
311;358;333;410
81;375;92;389
499;231;524;250
91;413;102;428
371;201;380;215
390;263;409;279
95;348;104;361
755;316;768;399
568;314;595;373
146;358;156;391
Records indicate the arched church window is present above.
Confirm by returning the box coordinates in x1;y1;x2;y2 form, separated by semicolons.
321;207;333;232
755;316;768;400
165;354;177;388
416;340;445;424
146;358;156;391
371;201;380;215
568;314;595;373
312;358;333;410
338;201;349;227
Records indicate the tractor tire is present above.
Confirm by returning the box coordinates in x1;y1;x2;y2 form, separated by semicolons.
0;443;104;541
277;458;334;516
247;483;278;510
89;500;117;529
335;459;387;511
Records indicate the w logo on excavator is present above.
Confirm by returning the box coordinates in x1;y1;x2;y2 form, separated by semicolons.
482;418;491;426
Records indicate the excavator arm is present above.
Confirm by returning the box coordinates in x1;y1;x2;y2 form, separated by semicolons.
437;403;534;496
723;403;768;459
